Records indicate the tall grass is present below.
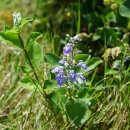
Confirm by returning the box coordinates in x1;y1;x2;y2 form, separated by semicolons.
0;0;130;130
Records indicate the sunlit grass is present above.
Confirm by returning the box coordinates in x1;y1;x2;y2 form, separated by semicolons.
0;0;130;130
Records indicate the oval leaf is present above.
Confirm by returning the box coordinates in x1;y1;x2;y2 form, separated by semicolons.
0;30;22;48
44;53;60;67
44;79;57;92
74;54;91;62
66;99;91;126
18;76;41;91
87;57;103;71
119;0;130;18
19;17;33;28
27;42;43;67
26;32;42;50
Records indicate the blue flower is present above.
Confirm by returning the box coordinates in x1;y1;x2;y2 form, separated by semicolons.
125;56;130;62
56;73;66;87
77;60;88;70
63;43;73;56
73;35;82;41
51;34;88;88
76;73;86;84
51;66;64;73
69;70;76;82
57;80;65;87
59;58;69;67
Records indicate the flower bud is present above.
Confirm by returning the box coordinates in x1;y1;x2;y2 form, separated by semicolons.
12;12;22;27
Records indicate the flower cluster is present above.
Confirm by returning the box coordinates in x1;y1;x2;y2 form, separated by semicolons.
51;34;88;87
12;12;22;27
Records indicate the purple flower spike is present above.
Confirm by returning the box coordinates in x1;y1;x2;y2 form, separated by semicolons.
77;73;86;84
59;58;69;67
73;35;82;41
69;70;76;82
77;60;88;70
63;43;73;56
57;80;65;87
56;73;66;87
51;66;64;73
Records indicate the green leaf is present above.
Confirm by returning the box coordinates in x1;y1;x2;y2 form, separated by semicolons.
74;66;82;73
66;99;91;126
27;32;42;44
0;29;22;48
78;88;94;99
93;27;118;42
44;79;57;92
77;33;92;40
74;54;91;62
113;0;124;4
105;68;118;75
19;17;33;28
26;32;42;45
119;0;130;18
78;88;95;105
27;42;43;67
18;76;41;91
26;32;42;50
44;53;60;67
19;65;32;73
4;25;11;31
87;57;103;71
46;88;68;108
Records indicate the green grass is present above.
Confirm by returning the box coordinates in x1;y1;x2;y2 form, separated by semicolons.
0;0;130;130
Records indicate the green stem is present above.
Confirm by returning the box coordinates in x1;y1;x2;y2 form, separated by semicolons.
33;0;40;17
77;0;80;33
71;49;74;68
68;87;72;100
18;33;47;96
121;45;126;73
66;82;72;99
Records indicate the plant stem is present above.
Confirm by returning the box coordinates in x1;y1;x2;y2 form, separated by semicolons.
18;33;47;96
68;88;72;100
66;82;72;99
77;0;80;33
